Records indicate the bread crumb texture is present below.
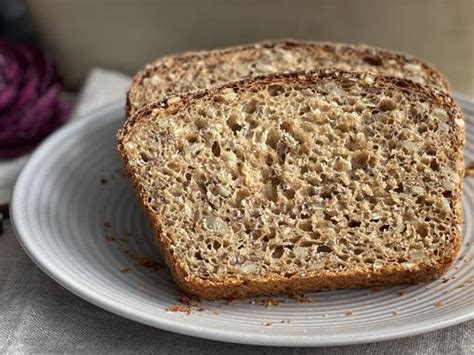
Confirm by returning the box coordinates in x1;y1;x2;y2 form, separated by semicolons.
119;71;464;299
128;41;448;116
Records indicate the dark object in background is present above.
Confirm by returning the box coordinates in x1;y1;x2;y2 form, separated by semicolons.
0;0;39;229
0;204;8;235
0;39;71;158
0;0;70;159
0;0;34;44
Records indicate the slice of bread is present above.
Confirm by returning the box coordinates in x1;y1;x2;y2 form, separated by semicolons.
118;70;464;300
127;40;449;117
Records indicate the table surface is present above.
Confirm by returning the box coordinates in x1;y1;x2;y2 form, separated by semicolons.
0;222;22;291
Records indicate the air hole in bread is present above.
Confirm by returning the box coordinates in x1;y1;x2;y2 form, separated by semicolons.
317;245;333;253
194;251;204;261
380;224;390;232
363;55;382;66
226;114;243;132
283;189;296;199
430;159;439;171
418;125;428;134
267;84;285;96
247;118;259;129
351;151;370;169
244;221;253;234
348;220;362;228
298;240;313;248
425;145;437;156
442;190;452;198
252;230;262;240
300;210;311;219
243;99;259;114
186;134;198;143
298;220;313;232
167;160;179;171
299;104;311;115
353;248;364;255
393;182;404;193
265;154;276;166
377;98;396;112
195;118;207;130
211;141;221;157
270;175;282;186
416;223;429;238
300;164;309;174
233;148;245;161
320;188;332;199
339;254;349;261
263;229;276;242
266;128;280;149
272;246;284;259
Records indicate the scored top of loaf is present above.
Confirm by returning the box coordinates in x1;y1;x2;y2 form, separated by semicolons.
119;70;464;299
127;40;450;117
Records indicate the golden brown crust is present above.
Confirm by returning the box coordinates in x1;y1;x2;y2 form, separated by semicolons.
118;69;464;300
126;39;450;117
178;263;445;300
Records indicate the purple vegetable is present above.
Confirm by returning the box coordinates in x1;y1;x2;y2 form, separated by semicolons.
0;39;71;159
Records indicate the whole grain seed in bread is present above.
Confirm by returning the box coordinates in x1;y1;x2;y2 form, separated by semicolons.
118;70;464;300
127;40;449;117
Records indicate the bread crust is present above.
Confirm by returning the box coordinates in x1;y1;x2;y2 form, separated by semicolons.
118;70;464;300
126;39;450;117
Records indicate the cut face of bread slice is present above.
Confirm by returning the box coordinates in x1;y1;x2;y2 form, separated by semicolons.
127;40;449;116
118;71;464;300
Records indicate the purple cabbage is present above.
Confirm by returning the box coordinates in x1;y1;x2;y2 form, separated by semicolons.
0;39;71;159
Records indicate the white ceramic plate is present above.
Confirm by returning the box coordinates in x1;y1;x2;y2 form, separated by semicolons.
11;95;474;347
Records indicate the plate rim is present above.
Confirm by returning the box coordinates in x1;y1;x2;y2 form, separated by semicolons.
10;95;474;347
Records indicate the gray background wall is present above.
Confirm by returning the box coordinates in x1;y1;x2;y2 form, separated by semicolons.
25;0;474;95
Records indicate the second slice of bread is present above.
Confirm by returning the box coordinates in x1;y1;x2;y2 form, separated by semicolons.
118;70;464;300
127;40;449;117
